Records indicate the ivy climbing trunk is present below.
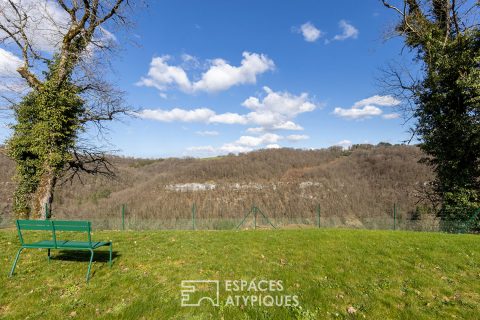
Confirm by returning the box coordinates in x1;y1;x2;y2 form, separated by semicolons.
7;70;84;220
2;0;129;220
32;168;57;219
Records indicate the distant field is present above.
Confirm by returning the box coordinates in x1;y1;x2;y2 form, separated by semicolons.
0;229;479;319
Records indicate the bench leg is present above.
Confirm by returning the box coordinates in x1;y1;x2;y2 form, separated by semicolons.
47;249;51;262
9;248;24;277
109;243;113;268
86;249;94;283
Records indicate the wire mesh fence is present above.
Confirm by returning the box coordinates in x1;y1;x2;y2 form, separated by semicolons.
1;201;478;234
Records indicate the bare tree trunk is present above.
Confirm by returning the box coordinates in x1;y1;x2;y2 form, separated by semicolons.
32;168;57;219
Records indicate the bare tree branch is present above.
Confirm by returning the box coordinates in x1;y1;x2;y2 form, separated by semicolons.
0;0;134;216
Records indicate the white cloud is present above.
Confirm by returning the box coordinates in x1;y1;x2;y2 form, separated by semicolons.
242;86;316;130
0;1;114;94
0;48;22;76
187;145;217;153
286;134;309;141
243;87;316;116
137;56;192;92
136;107;247;125
84;27;117;58
193;52;274;92
137;87;317;131
353;95;401;108
1;1;114;56
266;144;281;149
272;121;304;131
181;54;196;62
181;53;200;69
382;113;400;119
298;22;323;42
188;144;253;155
235;133;282;147
0;48;27;93
209;113;247;125
187;134;283;156
219;144;252;154
0;0;70;53
195;130;219;136
245;123;304;134
137;108;215;122
333;20;359;41
139;87;318;156
333;105;382;119
333;95;401;120
0;82;23;93
137;52;275;94
246;127;265;134
136;108;248;125
335;139;352;149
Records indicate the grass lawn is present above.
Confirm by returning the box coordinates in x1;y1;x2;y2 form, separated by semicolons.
0;228;479;319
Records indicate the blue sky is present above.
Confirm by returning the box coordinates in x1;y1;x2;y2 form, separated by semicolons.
1;0;416;158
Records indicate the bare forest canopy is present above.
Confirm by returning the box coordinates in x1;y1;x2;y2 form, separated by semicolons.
0;144;433;224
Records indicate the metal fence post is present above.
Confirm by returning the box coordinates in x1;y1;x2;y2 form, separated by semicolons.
192;203;196;230
122;204;125;230
393;203;396;230
316;204;321;228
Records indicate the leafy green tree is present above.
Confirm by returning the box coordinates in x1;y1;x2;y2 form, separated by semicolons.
382;0;479;229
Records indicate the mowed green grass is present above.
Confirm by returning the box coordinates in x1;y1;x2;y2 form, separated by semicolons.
0;228;479;319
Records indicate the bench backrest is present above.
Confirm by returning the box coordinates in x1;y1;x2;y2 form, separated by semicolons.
16;220;92;247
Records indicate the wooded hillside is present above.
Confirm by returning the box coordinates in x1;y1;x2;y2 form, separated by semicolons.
0;144;433;227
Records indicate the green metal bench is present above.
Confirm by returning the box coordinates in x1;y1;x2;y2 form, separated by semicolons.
9;220;112;282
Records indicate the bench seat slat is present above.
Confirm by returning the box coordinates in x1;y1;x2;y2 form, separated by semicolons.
23;240;63;248
53;221;90;232
17;220;91;232
17;220;51;225
57;240;110;249
17;225;52;231
17;220;52;231
23;240;111;249
52;220;90;225
52;225;91;232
